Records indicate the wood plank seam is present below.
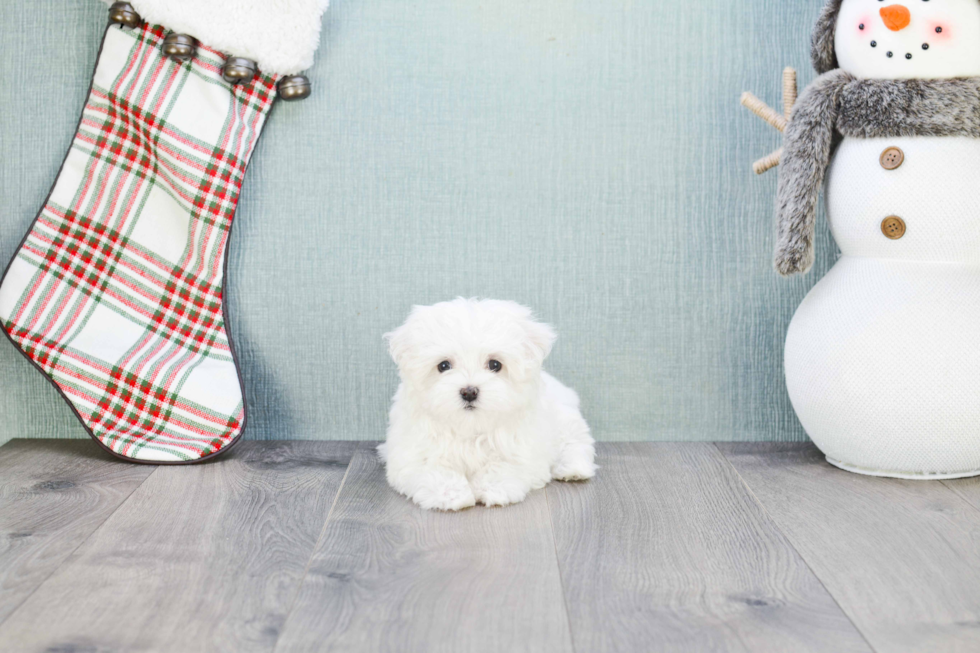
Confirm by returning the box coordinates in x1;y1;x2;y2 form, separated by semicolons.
0;455;160;630
544;484;580;653
711;443;878;653
274;447;575;652
549;443;870;652
272;442;361;653
0;441;363;651
939;480;980;514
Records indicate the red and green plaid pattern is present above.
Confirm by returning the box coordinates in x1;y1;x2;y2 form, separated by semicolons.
0;24;279;462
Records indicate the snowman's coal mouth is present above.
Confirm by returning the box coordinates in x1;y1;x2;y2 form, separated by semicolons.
869;40;931;61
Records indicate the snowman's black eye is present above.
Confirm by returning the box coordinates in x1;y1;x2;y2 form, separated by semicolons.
936;26;943;33
488;359;502;373
437;360;452;373
923;43;930;50
859;23;865;30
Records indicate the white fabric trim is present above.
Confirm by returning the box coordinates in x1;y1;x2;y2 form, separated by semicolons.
100;0;329;75
826;457;980;481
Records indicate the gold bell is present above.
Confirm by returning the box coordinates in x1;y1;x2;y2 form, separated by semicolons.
108;2;142;29
163;34;197;62
277;75;312;101
221;57;257;84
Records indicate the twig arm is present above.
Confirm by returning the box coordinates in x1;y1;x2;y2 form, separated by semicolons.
740;92;787;133
782;68;797;119
753;148;783;175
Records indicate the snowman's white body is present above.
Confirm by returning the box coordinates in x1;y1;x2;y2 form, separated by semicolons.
785;136;980;478
779;0;980;478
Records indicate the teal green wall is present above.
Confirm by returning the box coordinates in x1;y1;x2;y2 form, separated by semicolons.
0;0;836;443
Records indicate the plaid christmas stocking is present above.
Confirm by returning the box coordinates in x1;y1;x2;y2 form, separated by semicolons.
0;1;327;463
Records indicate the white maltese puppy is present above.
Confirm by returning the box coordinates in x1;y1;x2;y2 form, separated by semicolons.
379;298;596;511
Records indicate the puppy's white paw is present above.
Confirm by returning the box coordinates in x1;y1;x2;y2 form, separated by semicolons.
552;456;597;482
472;476;531;507
410;472;476;511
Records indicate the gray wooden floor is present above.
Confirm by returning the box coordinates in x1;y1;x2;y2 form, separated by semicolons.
0;440;979;652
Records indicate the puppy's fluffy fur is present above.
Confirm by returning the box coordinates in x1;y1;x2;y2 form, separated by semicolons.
379;299;597;511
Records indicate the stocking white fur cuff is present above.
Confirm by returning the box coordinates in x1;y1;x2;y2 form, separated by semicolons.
99;0;329;75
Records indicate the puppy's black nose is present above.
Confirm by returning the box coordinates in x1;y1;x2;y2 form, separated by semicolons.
460;386;479;403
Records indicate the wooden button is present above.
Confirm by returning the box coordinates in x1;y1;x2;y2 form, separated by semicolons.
880;147;904;170
881;216;906;240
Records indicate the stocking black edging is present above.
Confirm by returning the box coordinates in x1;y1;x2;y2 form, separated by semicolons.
0;23;276;466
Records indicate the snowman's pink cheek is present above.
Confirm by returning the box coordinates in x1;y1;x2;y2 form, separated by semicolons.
929;23;951;41
856;16;875;36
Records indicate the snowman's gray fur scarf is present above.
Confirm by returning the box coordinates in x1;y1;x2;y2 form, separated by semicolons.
774;72;980;275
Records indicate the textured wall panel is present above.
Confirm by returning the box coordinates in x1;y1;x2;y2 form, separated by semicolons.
0;0;836;443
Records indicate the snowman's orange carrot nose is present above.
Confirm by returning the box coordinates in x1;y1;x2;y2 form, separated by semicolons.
880;5;911;31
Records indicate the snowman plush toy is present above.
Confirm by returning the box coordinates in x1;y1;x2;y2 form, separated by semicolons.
774;0;980;478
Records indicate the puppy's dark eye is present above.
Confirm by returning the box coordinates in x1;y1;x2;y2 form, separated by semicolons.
437;361;452;373
488;359;502;373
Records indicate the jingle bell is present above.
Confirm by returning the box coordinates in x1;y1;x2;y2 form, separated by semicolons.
108;2;142;29
163;34;197;62
221;57;257;84
277;75;312;101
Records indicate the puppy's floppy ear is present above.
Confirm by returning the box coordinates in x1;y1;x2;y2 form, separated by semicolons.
522;319;557;365
384;311;418;367
486;299;558;366
383;326;405;366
